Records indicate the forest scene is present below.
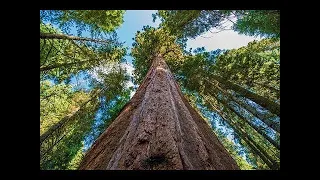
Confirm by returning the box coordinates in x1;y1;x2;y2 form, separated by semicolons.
40;10;280;170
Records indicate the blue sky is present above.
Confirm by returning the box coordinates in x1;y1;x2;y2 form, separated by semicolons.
108;10;261;95
115;10;261;64
116;10;161;64
45;10;261;90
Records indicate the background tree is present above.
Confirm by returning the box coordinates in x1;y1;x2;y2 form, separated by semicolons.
40;64;131;170
172;38;280;169
40;10;131;170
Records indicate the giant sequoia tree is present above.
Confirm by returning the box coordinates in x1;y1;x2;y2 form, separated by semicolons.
40;10;280;170
79;27;239;170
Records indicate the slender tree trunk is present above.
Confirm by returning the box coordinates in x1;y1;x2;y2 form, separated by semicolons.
79;54;239;170
215;94;280;150
40;89;100;145
205;79;280;133
40;107;80;145
205;86;280;150
203;97;279;170
40;32;110;43
210;75;280;117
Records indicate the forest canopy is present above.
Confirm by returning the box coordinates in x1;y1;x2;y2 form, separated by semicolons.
40;10;280;170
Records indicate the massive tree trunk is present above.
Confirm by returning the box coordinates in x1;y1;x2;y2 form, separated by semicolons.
79;54;239;170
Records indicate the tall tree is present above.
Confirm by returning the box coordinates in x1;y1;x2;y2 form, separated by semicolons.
202;96;279;169
173;40;280;169
40;65;131;170
40;10;280;170
40;11;130;169
79;28;239;170
40;82;99;169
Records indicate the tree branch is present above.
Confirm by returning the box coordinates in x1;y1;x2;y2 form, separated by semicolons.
40;32;112;44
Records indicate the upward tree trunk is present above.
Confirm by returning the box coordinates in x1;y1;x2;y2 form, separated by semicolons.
40;90;100;160
40;90;99;145
204;85;280;150
205;79;280;133
210;75;280;117
79;54;239;170
216;95;280;150
203;97;279;170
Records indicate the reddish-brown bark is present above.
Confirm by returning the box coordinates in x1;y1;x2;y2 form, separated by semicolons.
79;55;239;170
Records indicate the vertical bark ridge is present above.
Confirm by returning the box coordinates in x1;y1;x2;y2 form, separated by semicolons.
79;55;239;170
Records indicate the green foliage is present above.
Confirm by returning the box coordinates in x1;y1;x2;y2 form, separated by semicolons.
40;80;74;135
164;37;280;169
131;26;185;84
233;10;280;38
40;82;99;170
154;10;229;39
214;38;280;100
176;48;224;92
67;143;85;170
40;10;125;37
40;22;127;83
154;10;279;40
220;137;255;170
84;65;132;145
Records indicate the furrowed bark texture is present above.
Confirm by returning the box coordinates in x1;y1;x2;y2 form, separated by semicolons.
79;55;239;170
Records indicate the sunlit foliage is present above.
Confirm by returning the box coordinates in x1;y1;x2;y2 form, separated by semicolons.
40;10;125;37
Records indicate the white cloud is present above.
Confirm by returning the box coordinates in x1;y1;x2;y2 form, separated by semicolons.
121;62;136;98
88;62;136;98
187;20;262;52
120;62;134;78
